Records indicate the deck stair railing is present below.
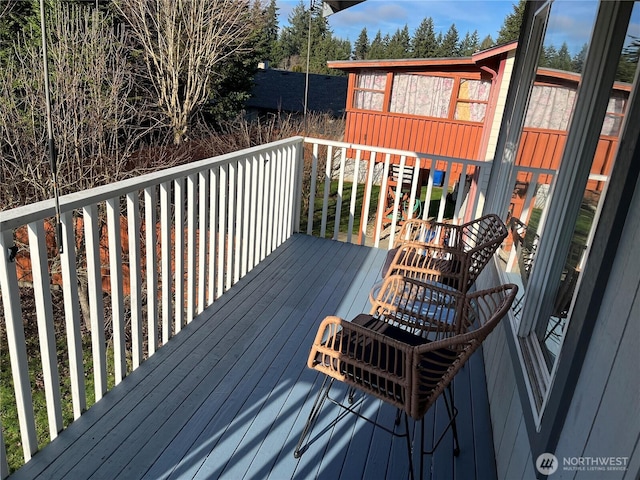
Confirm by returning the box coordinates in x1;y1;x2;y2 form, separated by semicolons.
0;135;491;476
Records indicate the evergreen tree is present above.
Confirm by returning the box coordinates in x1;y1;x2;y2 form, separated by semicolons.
459;30;479;56
368;30;386;59
479;34;494;50
411;17;438;58
617;36;639;83
572;43;588;73
496;0;526;44
274;0;310;69
550;42;573;71
539;44;557;68
252;0;279;64
353;27;369;60
438;24;460;57
387;25;411;59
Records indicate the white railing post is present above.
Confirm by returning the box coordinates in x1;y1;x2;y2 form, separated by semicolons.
0;230;38;462
60;211;86;419
208;168;217;304
234;160;244;284
174;178;185;333
241;158;251;278
197;172;208;315
217;165;227;298
27;220;63;441
106;197;126;384
160;181;172;344
83;203;107;401
144;187;158;355
347;149;361;243
186;174;197;323
226;163;235;290
127;192;143;368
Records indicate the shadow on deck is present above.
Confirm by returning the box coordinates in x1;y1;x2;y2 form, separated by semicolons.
11;234;497;480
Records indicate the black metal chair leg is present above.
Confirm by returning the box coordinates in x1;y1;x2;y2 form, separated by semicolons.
403;412;415;480
443;385;460;457
294;376;334;458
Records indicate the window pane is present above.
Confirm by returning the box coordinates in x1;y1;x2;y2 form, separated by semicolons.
524;85;577;130
458;78;491;101
389;74;453;117
536;6;639;369
354;90;384;111
356;71;386;90
454;102;487;122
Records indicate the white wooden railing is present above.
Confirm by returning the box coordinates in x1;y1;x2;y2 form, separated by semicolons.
0;138;304;475
0;136;492;476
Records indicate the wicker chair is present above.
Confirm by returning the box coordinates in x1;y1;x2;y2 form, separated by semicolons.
294;275;518;479
381;213;509;293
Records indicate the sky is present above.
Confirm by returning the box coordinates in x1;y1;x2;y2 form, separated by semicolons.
276;0;518;45
276;0;640;56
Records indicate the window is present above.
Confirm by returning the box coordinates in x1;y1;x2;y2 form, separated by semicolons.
601;90;628;136
524;84;577;130
389;74;454;117
454;78;491;122
353;70;387;111
491;0;638;422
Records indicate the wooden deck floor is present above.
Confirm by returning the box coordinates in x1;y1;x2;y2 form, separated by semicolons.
11;234;497;480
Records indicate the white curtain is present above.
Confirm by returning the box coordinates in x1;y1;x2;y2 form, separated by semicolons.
389;74;454;117
353;71;387;111
524;85;577;130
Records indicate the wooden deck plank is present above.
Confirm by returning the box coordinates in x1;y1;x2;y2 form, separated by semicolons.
11;234;498;480
195;243;372;479
238;249;377;480
12;235;311;480
89;235;329;479
112;236;351;480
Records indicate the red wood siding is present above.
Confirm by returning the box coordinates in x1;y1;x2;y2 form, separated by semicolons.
345;111;484;159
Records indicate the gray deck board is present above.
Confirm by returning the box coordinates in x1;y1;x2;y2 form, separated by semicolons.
11;234;497;480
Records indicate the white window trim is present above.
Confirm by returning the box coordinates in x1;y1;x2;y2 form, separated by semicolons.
492;0;636;427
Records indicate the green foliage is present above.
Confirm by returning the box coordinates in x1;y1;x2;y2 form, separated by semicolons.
438;24;460;57
353;27;369;60
459;30;480;56
411;17;438;58
617;36;640;83
368;30;387;59
479;34;495;51
496;0;526;45
386;25;411;59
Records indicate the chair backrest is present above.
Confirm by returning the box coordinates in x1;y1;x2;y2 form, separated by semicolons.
309;276;517;421
383;243;469;295
390;214;508;292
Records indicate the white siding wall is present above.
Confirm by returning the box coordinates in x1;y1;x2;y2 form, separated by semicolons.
485;52;516;162
553;171;640;480
481;174;640;480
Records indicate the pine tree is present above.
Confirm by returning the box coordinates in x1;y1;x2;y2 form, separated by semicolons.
252;0;279;64
438;24;460;57
368;30;386;59
572;43;588;73
459;30;479;56
496;0;526;45
411;17;438;58
479;34;494;50
617;36;639;83
353;27;369;60
274;0;310;69
387;25;411;59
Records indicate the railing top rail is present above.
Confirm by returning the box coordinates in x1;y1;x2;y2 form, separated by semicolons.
0;137;303;232
302;136;489;167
